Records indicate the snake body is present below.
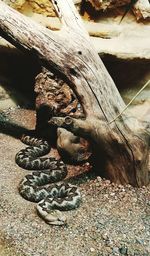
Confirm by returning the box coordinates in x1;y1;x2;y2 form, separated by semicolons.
16;135;81;225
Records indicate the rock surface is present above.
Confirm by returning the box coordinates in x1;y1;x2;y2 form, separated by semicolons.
1;0;56;16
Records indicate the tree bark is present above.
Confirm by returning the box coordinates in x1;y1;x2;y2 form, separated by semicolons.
133;0;150;20
0;0;149;186
82;0;131;11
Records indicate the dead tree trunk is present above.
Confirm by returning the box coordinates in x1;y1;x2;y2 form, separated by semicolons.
0;0;149;186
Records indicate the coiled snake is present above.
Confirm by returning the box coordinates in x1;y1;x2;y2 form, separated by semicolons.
15;135;81;225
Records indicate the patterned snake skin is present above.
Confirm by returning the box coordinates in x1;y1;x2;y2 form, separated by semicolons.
15;135;81;225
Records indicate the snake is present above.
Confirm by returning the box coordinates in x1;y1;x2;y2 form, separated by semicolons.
15;134;81;225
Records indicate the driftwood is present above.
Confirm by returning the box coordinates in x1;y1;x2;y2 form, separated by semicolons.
0;0;149;186
79;0;150;20
84;0;130;10
24;16;150;60
133;0;150;20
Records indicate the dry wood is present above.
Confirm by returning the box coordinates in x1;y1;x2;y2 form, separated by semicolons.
133;0;150;19
82;0;131;10
0;0;149;186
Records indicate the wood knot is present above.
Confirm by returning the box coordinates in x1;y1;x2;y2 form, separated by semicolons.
65;116;73;125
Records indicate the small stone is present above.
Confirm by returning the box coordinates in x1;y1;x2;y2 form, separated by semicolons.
112;247;119;254
110;192;115;196
97;219;105;225
97;176;102;182
105;246;112;253
105;238;113;246
102;233;108;240
121;188;125;192
119;247;128;255
90;247;95;252
136;238;144;245
122;234;126;239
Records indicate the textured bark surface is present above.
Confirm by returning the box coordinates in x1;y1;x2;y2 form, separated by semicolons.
0;0;149;186
81;0;150;20
34;67;91;163
133;0;150;20
35;67;83;119
84;0;130;10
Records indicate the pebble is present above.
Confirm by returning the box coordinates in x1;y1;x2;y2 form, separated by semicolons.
110;192;115;196
90;247;95;252
97;176;102;182
102;233;109;241
112;247;119;254
119;247;128;255
136;238;144;245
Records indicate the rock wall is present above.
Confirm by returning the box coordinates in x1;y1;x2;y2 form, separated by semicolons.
2;0;56;16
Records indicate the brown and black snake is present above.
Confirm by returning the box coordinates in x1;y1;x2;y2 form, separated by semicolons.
15;135;81;225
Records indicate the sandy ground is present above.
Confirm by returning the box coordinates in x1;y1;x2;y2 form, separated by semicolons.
0;107;149;256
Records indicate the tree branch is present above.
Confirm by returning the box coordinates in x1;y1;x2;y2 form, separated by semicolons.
51;0;86;31
49;116;92;138
0;0;125;122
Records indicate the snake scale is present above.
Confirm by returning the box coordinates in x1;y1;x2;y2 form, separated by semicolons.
15;135;81;225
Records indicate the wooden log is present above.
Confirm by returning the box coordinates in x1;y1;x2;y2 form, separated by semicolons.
0;0;149;186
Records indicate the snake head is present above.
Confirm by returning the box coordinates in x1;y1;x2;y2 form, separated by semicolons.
37;205;67;226
45;210;67;226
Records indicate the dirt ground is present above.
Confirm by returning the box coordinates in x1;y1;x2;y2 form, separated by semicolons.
0;101;150;256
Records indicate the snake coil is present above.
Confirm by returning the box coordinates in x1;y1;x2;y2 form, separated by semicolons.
16;135;81;225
